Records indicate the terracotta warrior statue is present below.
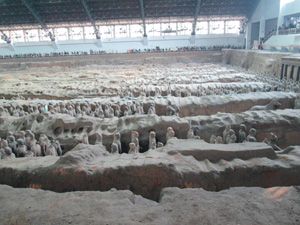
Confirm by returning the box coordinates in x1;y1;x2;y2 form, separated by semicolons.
149;131;156;150
131;131;139;153
223;125;231;144
268;133;282;151
128;143;138;154
166;127;175;142
113;133;122;154
247;128;257;142
238;124;246;143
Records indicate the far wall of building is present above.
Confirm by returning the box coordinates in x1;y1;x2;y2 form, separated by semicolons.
0;20;245;55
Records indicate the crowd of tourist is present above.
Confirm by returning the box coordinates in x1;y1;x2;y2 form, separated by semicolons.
0;45;245;59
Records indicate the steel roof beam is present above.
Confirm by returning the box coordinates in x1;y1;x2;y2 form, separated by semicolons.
20;0;47;30
80;0;100;39
140;0;147;37
0;30;11;43
191;0;202;35
20;0;55;41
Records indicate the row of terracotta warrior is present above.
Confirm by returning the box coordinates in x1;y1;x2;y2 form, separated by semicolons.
209;124;281;151
0;99;182;118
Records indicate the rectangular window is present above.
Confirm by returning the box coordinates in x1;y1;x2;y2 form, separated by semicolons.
55;28;68;40
40;29;53;41
146;23;161;36
225;21;240;34
210;21;225;34
25;29;39;42
177;22;192;35
84;26;95;39
130;24;143;37
162;23;177;36
196;21;208;34
11;30;24;42
100;25;114;38
69;27;83;40
115;25;129;38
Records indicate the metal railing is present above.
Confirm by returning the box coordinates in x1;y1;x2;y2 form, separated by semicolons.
278;28;300;35
263;31;275;43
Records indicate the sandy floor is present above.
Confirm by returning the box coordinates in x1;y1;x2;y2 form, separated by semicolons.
1;184;299;225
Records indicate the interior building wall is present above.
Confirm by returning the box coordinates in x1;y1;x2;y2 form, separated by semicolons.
0;33;245;56
246;0;280;48
265;18;278;36
251;22;260;46
246;0;300;50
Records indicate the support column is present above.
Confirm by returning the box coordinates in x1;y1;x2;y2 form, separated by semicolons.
139;0;147;38
277;1;285;35
259;16;265;39
38;29;41;42
82;27;85;40
67;28;70;40
280;64;285;79
208;21;210;34
284;64;288;79
297;66;300;81
290;65;295;80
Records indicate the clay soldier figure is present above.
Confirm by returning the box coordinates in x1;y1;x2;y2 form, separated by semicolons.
108;104;115;118
82;134;89;145
268;133;282;151
68;105;76;117
0;138;4;156
0;106;7;117
210;135;217;144
147;103;156;115
149;131;156;150
238;124;247;143
247;128;257;142
294;95;300;109
25;149;34;157
25;130;35;150
7;132;17;156
33;105;39;114
216;136;223;144
131;131;140;153
227;130;237;144
166;127;175;142
94;133;103;146
111;143;119;154
113;133;122;154
123;106;131;116
16;139;27;157
19;131;26;143
39;134;50;156
223;125;231;144
98;109;105;119
157;142;164;148
74;103;81;115
104;105;111;118
45;143;58;156
3;147;16;159
166;101;176;116
136;102;145;114
114;105;121;117
188;128;195;139
128;143;138;154
130;101;137;115
52;140;63;156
